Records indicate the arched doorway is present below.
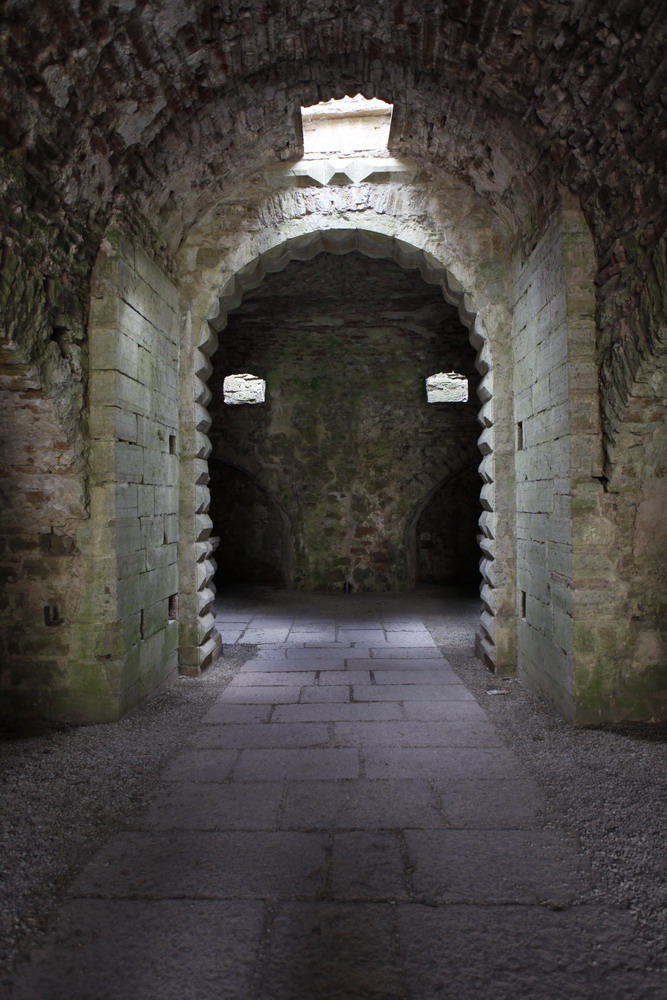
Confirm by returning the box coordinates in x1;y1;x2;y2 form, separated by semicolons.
207;250;481;594
410;465;482;589
180;225;508;678
208;460;291;590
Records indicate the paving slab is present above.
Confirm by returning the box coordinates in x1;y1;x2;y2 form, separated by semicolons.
404;829;585;903
281;779;445;830
397;904;662;1000
337;629;387;644
234;747;360;781
219;684;302;703
134;781;284;830
333;720;502;747
436;778;547;829
241;629;291;643
286;647;369;660
162;749;239;782
353;682;476;701
364;746;524;780
239;657;343;672
201;702;272;724
10;899;265;1000
191;722;331;749
383;633;438;646
371;667;462;684
368;656;450;670
69;831;326;898
258;902;404;1000
369;647;445;658
217;628;245;643
319;669;373;685
299;685;352;703
402;699;488;721
273;701;403;723
10;591;655;1000
332;831;408;899
230;670;317;686
288;630;337;643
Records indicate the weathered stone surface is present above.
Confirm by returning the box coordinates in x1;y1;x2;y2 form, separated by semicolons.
425;371;469;403
209;252;481;592
0;1;666;723
222;372;266;405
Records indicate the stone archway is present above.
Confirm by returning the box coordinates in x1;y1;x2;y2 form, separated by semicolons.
179;227;514;678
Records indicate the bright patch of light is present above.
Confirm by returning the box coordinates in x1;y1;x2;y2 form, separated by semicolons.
301;94;393;156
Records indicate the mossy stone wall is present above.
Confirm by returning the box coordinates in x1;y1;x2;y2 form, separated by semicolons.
209;252;480;593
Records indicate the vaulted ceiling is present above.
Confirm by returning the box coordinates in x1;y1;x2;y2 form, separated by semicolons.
1;0;665;253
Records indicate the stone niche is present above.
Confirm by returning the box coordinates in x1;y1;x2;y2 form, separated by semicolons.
208;251;481;592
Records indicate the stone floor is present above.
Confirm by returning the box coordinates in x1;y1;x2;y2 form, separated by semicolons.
10;590;662;999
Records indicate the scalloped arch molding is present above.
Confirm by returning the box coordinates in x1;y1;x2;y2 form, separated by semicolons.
182;227;507;677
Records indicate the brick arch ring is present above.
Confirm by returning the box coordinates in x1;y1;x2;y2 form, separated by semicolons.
181;228;504;678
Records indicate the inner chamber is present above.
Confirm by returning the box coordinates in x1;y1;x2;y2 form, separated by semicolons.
208;251;481;593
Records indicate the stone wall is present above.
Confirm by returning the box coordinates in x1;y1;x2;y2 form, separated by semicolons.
511;194;602;720
415;466;482;587
209;460;288;587
208;252;480;593
0;237;89;717
69;232;181;721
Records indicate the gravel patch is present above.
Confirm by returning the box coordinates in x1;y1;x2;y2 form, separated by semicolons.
425;600;667;970
0;646;255;989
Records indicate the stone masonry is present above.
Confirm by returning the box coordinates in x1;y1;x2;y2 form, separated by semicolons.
0;2;665;723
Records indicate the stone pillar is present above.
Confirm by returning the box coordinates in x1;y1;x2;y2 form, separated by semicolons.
69;231;181;720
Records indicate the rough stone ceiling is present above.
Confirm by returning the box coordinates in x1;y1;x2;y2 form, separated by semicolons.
1;0;666;252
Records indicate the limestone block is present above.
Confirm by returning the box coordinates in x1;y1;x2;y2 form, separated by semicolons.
478;454;493;484
223;372;266;404
143;598;169;639
138;485;155;518
140;563;178;607
116;483;139;517
477;371;493;403
117;573;141;619
479;511;495;538
89;370;151;417
477;427;493;455
195;430;212;459
163;514;179;544
118;549;146;580
194;514;212;541
477;400;494;428
425;372;468;403
479;535;495;560
480;608;496;641
198;590;215;618
140;515;165;549
153;485;178;516
88;405;120;442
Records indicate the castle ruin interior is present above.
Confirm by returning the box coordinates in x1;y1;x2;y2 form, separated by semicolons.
1;1;666;996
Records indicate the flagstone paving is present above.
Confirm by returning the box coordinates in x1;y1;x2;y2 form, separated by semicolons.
9;593;663;999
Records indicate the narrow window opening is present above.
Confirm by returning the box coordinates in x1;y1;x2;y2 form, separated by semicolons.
517;421;525;451
301;95;393;156
139;609;145;640
169;434;176;454
425;372;468;403
223;373;266;405
168;594;178;621
44;605;64;627
520;590;527;619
